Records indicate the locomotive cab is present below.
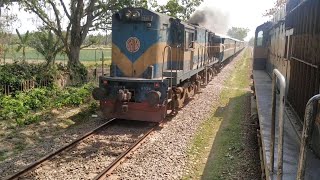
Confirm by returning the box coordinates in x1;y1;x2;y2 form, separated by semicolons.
93;8;174;122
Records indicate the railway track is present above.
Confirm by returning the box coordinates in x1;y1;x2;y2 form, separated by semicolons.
6;119;158;180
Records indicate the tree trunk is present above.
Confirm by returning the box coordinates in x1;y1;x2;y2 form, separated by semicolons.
68;45;81;66
67;44;87;85
22;47;26;62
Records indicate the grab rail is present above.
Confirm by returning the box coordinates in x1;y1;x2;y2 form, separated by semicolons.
162;45;173;87
270;69;286;179
296;94;320;180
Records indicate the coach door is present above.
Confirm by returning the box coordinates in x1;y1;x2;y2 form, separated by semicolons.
253;26;269;70
184;29;195;70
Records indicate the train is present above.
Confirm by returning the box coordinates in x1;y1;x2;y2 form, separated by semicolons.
253;0;320;179
93;7;244;122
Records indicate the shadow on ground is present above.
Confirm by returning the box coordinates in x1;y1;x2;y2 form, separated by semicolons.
200;92;261;180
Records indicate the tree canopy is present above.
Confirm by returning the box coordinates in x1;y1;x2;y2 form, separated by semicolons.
28;29;64;66
263;0;287;17
227;27;250;41
153;0;203;20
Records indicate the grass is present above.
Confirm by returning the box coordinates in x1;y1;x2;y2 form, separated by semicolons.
0;150;7;161
3;46;111;62
184;49;251;180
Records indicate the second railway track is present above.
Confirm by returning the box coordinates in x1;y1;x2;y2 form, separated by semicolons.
6;119;158;180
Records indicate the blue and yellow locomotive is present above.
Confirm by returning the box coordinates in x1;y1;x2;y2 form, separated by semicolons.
93;7;244;122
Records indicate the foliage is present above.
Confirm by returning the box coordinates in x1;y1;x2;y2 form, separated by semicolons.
152;0;203;20
0;62;65;93
263;0;287;17
28;28;64;66
0;6;17;32
0;7;17;62
69;63;88;85
15;29;30;61
227;27;250;41
0;83;93;126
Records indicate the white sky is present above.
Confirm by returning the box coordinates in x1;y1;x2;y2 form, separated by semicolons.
2;0;275;41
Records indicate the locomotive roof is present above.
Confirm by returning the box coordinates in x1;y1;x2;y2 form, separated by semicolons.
214;33;242;42
115;7;242;42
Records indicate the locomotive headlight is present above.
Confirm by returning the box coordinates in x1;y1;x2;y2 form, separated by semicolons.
146;91;161;106
125;10;132;19
92;87;108;100
132;11;140;19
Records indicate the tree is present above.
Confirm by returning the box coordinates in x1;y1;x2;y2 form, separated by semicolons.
15;0;152;82
263;0;287;17
15;29;30;62
0;6;17;63
29;29;64;66
227;27;250;41
152;0;203;20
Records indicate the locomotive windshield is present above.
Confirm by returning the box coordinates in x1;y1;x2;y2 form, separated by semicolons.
115;9;153;22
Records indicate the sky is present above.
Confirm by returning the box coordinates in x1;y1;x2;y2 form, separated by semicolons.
2;0;275;41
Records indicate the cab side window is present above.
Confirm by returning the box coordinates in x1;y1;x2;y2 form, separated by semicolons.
256;31;264;46
185;31;195;50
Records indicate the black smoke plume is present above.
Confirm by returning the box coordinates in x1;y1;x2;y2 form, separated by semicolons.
188;7;229;34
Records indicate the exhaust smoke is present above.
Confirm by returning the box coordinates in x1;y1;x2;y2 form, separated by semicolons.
188;7;229;34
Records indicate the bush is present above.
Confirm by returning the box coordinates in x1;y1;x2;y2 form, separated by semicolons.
0;62;67;94
53;84;92;107
0;95;29;124
0;83;93;126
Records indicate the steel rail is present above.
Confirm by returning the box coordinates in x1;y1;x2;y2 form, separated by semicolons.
6;118;116;180
93;124;158;180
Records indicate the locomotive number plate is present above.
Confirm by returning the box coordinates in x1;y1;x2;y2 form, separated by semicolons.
126;37;140;53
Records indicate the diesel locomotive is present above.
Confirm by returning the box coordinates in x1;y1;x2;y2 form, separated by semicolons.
93;7;244;122
253;0;320;179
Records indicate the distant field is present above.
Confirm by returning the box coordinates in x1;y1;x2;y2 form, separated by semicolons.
4;47;111;62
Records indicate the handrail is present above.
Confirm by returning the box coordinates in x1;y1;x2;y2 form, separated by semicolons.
291;57;318;69
162;45;173;87
270;69;286;179
296;94;320;180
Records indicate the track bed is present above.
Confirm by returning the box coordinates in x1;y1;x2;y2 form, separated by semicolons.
6;120;156;180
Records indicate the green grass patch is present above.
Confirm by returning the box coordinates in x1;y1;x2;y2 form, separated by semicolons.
184;49;251;180
0;150;7;161
4;47;111;62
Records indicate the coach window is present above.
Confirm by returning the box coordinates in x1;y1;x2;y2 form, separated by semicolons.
188;32;194;49
185;31;194;50
256;31;263;46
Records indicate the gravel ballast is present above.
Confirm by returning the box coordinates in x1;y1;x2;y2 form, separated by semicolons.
0;107;107;179
20;121;152;180
110;50;246;179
